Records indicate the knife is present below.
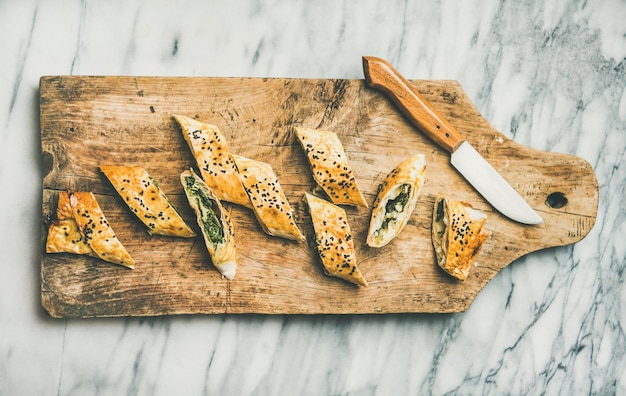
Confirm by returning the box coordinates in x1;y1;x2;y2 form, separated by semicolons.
362;56;543;225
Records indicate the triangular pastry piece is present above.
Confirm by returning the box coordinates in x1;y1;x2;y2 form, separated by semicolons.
100;165;196;237
46;192;97;257
69;192;135;268
173;115;251;208
181;169;238;280
367;153;426;247
431;193;488;280
304;193;367;287
232;154;305;242
294;127;367;207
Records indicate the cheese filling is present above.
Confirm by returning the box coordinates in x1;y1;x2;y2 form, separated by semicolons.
373;183;411;238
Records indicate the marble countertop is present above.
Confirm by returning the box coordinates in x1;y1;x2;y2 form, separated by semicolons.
1;1;624;394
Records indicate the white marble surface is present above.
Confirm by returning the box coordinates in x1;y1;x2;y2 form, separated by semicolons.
1;0;625;394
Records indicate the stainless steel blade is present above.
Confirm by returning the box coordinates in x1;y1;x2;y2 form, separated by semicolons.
450;141;543;224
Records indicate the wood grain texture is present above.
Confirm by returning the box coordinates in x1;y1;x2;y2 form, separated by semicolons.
363;56;465;153
40;76;598;317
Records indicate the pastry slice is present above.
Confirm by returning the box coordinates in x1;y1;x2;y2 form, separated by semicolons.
431;193;488;281
304;193;367;286
173;114;251;208
294;126;367;207
181;169;238;280
367;154;426;247
232;154;305;242
100;165;196;237
69;192;135;268
46;191;97;257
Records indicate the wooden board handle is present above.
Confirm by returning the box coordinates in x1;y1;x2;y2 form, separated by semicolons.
362;56;465;153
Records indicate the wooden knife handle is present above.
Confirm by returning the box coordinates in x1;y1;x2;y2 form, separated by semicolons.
362;56;465;153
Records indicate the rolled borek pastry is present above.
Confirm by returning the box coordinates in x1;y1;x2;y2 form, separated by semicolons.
173;115;251;208
367;154;426;248
46;191;97;257
294;126;367;207
232;154;305;242
181;169;238;280
431;193;488;281
304;192;367;287
100;165;196;238
69;191;135;268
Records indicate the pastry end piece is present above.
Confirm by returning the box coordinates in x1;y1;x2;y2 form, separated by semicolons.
431;193;488;281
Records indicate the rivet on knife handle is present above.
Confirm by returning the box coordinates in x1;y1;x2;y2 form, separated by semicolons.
362;56;465;153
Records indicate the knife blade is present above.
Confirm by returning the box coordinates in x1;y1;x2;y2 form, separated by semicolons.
362;56;543;225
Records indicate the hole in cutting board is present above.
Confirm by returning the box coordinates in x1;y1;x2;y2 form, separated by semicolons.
546;192;568;209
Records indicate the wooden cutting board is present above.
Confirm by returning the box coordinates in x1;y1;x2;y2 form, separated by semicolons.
40;76;598;318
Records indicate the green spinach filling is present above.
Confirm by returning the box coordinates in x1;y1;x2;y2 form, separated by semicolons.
184;176;224;246
435;198;446;238
379;183;411;231
436;198;444;223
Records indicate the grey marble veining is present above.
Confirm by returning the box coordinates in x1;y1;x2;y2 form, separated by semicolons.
1;0;625;394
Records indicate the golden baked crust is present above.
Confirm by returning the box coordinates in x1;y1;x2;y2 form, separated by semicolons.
100;165;196;237
173;115;251;208
69;191;135;268
46;192;97;257
181;169;238;280
232;154;305;242
304;193;367;287
294;127;367;207
367;154;426;247
431;193;488;280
